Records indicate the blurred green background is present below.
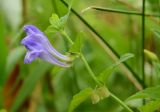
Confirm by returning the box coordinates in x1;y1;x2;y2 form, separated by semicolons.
0;0;160;112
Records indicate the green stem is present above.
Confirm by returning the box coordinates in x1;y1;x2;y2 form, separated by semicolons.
61;30;101;85
61;31;74;45
142;0;146;89
110;93;133;112
80;54;102;85
142;0;146;105
82;6;160;17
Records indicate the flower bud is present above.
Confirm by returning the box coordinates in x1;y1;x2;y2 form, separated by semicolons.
97;86;110;100
91;90;100;104
144;49;159;62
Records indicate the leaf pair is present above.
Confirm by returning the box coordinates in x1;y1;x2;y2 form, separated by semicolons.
45;13;69;35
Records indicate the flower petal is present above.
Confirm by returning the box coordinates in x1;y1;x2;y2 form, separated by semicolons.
39;51;70;67
24;50;41;64
34;34;70;61
23;25;43;35
21;35;44;51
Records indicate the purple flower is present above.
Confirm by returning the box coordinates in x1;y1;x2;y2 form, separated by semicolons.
21;25;71;67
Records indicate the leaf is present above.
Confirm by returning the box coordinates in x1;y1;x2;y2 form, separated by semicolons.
5;47;25;78
97;53;134;83
126;86;160;101
45;13;69;35
97;67;114;83
45;25;59;35
49;13;60;25
139;100;160;112
114;53;134;67
68;88;93;112
144;49;159;61
11;63;51;112
69;32;83;54
59;13;69;27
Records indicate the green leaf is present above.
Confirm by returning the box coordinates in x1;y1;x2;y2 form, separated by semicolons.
11;63;51;112
59;13;69;28
144;49;159;61
45;13;69;35
97;67;114;83
5;47;25;79
49;13;60;25
45;25;59;35
126;86;160;101
114;53;134;67
68;88;93;112
139;100;160;112
97;53;134;83
69;32;83;54
91;86;110;104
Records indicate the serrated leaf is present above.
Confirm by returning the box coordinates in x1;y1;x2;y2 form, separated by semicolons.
126;86;160;102
139;100;160;112
6;47;25;78
11;63;51;112
114;53;134;67
69;32;83;54
45;13;69;35
68;88;93;112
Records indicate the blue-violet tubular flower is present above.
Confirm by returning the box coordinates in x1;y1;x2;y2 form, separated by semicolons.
21;25;71;67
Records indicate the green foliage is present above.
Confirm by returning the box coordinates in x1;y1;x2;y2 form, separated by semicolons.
5;47;25;78
1;0;160;112
127;86;160;101
11;63;51;112
97;67;114;84
91;86;110;104
97;53;134;83
139;100;160;112
144;49;159;62
45;13;69;35
114;53;134;67
69;32;83;54
68;88;93;112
